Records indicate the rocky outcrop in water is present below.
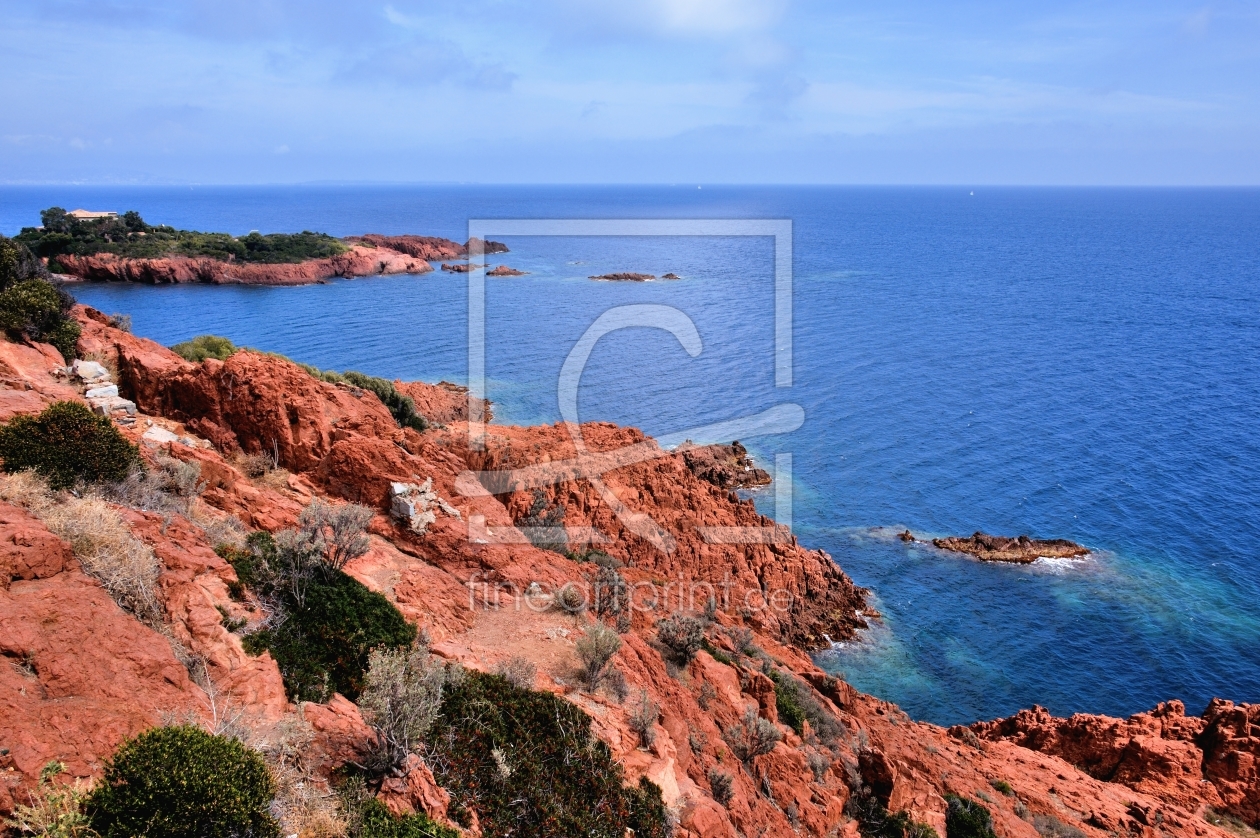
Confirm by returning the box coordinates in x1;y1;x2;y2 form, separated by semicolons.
487;265;526;276
932;532;1089;563
590;272;657;281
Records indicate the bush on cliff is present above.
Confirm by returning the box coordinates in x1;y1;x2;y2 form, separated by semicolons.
0;401;142;490
228;530;415;702
768;667;841;742
17;207;348;264
847;782;938;838
428;670;670;838
348;796;459;838
342;371;428;431
945;795;998;838
656;613;705;665
86;725;279;838
171;333;238;362
0;235;81;362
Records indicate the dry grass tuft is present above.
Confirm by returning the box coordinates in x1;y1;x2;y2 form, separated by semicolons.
233;451;291;491
186;499;247;549
0;470;162;626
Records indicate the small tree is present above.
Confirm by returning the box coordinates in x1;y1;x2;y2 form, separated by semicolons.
628;690;659;749
726;625;757;656
86;725;278;838
0;401;142;490
298;497;374;572
517;489;567;552
708;768;734;807
358;645;447;775
724;708;782;763
657;613;705;665
0;236;79;362
593;566;628;616
575;623;621;690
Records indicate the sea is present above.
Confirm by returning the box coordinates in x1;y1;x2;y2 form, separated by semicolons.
3;185;1258;727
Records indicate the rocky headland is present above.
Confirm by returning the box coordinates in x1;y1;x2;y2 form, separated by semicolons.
55;245;436;286
53;234;511;287
0;308;1254;838
932;532;1089;564
679;440;772;490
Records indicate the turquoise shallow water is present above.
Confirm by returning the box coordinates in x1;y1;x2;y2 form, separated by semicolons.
4;185;1258;726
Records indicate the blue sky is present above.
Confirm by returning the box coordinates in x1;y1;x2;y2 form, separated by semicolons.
2;0;1258;184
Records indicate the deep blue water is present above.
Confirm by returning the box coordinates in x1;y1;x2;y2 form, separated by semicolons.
4;185;1259;726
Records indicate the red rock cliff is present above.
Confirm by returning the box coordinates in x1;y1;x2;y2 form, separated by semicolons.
0;309;1254;838
56;244;434;285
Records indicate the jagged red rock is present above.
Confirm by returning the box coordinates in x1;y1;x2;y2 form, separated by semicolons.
0;311;1253;838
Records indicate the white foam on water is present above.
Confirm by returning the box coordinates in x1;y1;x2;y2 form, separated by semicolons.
1031;553;1092;573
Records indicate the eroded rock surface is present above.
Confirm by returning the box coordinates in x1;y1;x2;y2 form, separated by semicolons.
0;309;1252;838
680;440;772;489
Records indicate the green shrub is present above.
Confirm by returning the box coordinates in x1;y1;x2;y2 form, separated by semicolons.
625;776;670;838
989;778;1013;796
767;667;842;742
516;489;568;552
701;638;732;666
576;623;622;689
171;334;238;362
342;371;428;431
945;795;998;838
429;670;669;838
0;235;43;286
235;531;415;702
0;235;81;362
847;785;939;838
351;797;459;838
771;669;808;735
0;278;80;363
86;725;278;838
0;401;142;490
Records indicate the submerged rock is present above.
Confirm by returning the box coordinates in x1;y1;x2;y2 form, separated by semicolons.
932;531;1088;563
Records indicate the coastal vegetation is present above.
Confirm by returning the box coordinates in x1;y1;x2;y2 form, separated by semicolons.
85;725;279;838
0;234;80;362
223;517;416;702
0;401;143;490
16;207;348;267
170;334;237;362
945;795;998;838
425;669;670;838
